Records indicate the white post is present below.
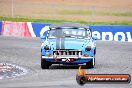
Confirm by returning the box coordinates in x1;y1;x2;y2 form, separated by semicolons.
11;0;14;17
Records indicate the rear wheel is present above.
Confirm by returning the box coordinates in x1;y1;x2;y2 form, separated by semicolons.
41;56;51;69
86;56;95;68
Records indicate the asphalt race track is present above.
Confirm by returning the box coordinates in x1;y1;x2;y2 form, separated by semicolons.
0;36;132;88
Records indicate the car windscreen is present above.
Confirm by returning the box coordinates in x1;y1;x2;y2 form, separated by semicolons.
48;28;91;39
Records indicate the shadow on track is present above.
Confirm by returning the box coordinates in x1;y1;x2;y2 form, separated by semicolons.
49;64;91;69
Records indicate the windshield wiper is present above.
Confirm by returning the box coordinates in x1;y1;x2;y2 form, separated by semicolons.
64;36;72;37
65;36;78;38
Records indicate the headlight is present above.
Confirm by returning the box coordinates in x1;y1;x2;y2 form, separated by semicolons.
47;54;51;57
83;54;89;57
85;46;91;51
44;45;50;50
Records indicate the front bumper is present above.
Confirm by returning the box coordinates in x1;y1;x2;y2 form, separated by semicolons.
41;56;94;64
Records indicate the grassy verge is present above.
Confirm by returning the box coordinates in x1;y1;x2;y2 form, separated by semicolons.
0;17;132;25
60;10;132;17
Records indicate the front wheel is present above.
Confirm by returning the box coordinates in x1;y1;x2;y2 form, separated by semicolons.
41;56;51;69
86;56;95;68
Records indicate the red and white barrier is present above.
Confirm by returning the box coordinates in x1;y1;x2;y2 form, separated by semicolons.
2;21;31;37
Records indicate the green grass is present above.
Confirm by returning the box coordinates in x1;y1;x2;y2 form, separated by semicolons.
0;16;132;25
0;17;67;23
60;10;132;17
98;11;132;17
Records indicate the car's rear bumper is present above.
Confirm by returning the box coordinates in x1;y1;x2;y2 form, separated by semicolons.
41;56;94;64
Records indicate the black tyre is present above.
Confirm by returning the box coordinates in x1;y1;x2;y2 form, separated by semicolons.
41;57;50;69
86;56;95;68
94;48;96;55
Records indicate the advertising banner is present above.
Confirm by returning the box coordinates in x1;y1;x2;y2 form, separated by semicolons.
91;26;132;42
1;21;132;42
29;23;132;42
27;22;50;37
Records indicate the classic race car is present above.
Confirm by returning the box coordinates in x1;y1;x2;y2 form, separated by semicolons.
41;22;97;69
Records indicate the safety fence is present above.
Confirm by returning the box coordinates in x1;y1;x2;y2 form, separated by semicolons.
0;21;132;42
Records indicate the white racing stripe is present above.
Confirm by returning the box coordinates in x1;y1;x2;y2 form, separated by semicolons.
60;38;61;49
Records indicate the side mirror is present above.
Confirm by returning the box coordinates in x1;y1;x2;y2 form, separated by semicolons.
92;35;98;40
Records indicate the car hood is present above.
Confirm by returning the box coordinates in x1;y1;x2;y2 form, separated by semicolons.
47;38;92;50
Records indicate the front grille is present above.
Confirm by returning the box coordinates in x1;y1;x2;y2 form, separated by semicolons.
53;50;82;55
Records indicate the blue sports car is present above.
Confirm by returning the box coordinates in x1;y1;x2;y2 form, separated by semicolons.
41;22;97;69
